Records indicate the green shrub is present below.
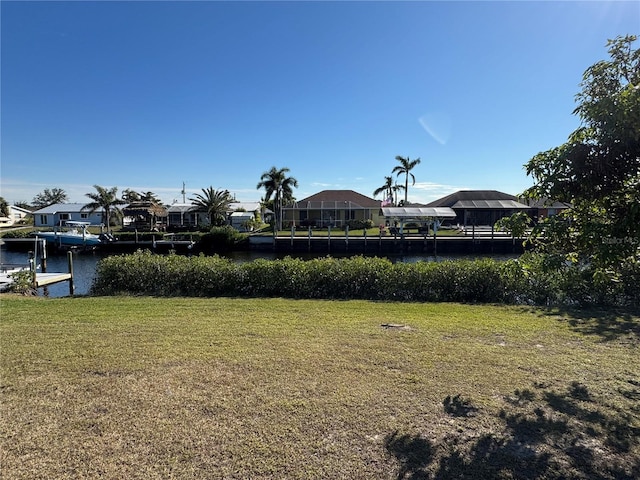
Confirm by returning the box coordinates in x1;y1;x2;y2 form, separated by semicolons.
199;226;247;252
0;229;36;239
346;219;375;230
91;251;640;307
7;270;36;295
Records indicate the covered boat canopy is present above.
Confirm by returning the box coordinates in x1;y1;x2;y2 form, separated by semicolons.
381;207;457;219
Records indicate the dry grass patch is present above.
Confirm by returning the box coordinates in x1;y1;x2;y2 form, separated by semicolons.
1;296;638;479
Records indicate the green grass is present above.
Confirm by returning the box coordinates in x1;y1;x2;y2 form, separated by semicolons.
1;296;638;479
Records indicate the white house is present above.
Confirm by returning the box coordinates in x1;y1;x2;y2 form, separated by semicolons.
167;201;265;230
166;203;208;229
0;205;32;227
32;203;104;228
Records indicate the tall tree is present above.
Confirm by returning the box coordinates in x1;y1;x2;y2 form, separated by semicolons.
373;176;394;203
83;185;126;232
32;188;68;208
523;35;640;270
257;167;298;231
189;187;232;226
392;155;421;204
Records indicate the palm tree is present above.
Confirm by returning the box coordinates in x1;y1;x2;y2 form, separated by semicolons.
392;155;421;204
139;191;162;204
83;185;126;232
392;183;406;206
189;187;232;226
256;167;298;231
373;176;394;203
121;188;141;203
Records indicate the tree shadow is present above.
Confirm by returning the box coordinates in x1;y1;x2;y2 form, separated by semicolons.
533;306;640;343
384;430;434;480
385;382;640;479
442;394;478;417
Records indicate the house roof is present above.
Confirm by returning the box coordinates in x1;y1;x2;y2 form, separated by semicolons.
32;203;90;214
166;202;264;214
425;191;530;210
9;205;33;215
229;201;262;212
167;203;194;214
291;190;380;209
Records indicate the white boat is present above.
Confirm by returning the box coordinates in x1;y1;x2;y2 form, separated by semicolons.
33;221;111;248
0;263;32;291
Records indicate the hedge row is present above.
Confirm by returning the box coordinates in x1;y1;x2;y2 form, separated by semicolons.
91;250;640;307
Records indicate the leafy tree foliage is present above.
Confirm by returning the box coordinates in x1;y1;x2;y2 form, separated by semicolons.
0;197;9;217
257;166;298;231
32;188;68;208
83;185;126;231
189;187;232;226
13;201;33;211
121;188;141;203
495;211;532;245
392;155;421;204
524;35;640;269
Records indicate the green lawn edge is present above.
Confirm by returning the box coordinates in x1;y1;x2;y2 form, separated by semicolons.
1;296;638;479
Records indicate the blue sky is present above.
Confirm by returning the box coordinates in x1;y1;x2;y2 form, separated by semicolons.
1;1;638;206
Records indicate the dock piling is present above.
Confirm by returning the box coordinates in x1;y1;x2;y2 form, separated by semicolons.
67;251;75;296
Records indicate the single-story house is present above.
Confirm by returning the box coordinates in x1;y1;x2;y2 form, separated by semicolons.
167;201;265;230
32;203;104;228
0;205;32;227
228;202;263;231
229;212;255;231
166;203;207;229
283;190;385;228
425;190;532;227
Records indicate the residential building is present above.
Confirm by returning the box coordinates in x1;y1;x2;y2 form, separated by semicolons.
283;190;384;228
32;203;103;227
0;205;32;227
425;190;532;227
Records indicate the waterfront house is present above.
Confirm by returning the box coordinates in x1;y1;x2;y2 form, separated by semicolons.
425;190;532;228
166;203;206;230
0;205;32;227
32;203;103;228
167;201;265;231
283;190;384;228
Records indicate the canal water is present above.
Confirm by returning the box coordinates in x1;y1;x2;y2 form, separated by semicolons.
0;247;518;298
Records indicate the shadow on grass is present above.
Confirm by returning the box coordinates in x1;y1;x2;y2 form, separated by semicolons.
385;382;640;480
442;394;478;417
530;306;640;343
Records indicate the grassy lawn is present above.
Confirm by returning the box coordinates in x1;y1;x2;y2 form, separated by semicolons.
1;296;638;479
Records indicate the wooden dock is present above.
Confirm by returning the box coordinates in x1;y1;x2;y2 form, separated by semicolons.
34;272;73;287
0;240;76;295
